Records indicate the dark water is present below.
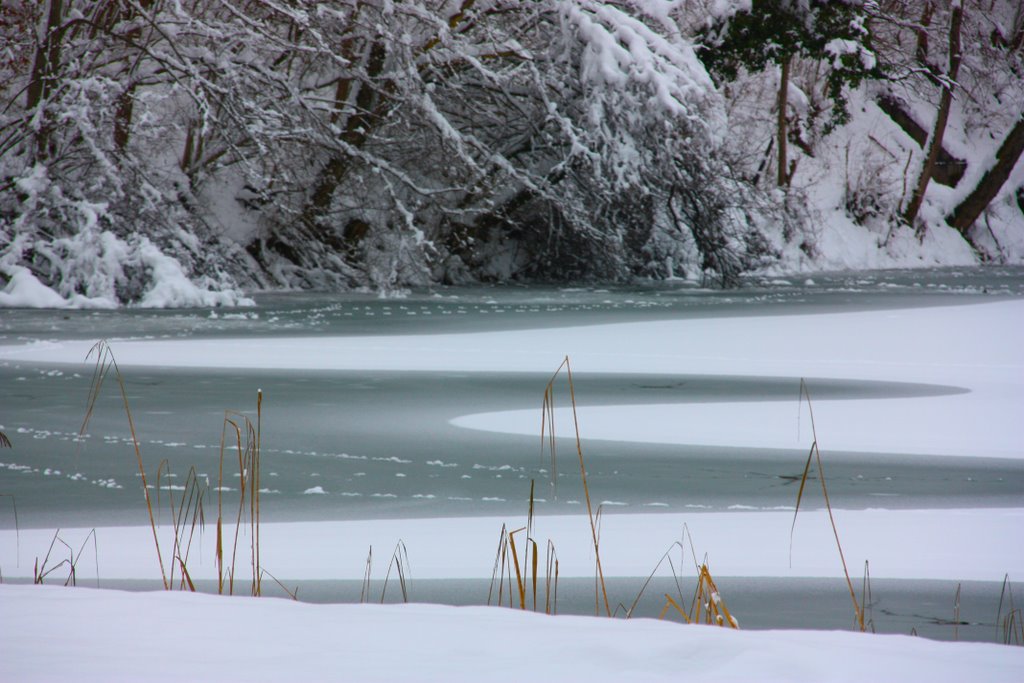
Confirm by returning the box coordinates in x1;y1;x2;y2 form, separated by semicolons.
0;364;1021;528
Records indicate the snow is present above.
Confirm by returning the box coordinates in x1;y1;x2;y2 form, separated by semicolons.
3;585;1020;683
1;296;1021;679
0;266;83;309
0;235;254;310
4;299;1020;462
1;508;1020;584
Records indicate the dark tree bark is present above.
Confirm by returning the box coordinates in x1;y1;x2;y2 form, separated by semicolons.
903;4;963;228
875;94;966;187
777;55;791;188
113;85;136;151
26;0;64;161
302;39;388;240
946;112;1024;234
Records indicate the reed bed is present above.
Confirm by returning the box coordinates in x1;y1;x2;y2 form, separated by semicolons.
79;341;271;597
81;341;167;589
488;480;559;614
8;345;1017;647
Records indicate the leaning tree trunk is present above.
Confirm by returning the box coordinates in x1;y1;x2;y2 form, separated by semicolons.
946;112;1024;234
903;3;963;228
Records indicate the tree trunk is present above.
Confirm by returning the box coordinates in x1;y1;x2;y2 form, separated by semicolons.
875;94;966;187
914;1;933;65
113;85;136;151
302;39;388;238
26;0;64;161
777;55;791;188
946;112;1024;233
903;4;963;228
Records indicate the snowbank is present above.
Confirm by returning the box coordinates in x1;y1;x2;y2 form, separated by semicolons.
1;584;1020;683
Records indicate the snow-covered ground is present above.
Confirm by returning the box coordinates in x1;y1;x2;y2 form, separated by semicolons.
2;583;1021;683
1;296;1022;680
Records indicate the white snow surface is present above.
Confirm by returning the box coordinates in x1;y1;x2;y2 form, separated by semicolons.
3;584;1020;683
0;266;115;309
4;298;1021;460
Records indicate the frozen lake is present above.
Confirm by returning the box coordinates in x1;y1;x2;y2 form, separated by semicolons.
1;267;1022;641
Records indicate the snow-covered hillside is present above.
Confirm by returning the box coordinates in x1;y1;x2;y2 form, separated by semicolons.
1;1;1022;308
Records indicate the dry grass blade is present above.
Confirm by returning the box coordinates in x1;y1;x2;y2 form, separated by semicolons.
687;564;738;628
627;541;689;619
540;386;558;495
861;560;876;633
488;523;510;607
361;546;373;603
542;357;610;617
217;394;263;596
527;479;538;612
996;574;1021;645
169;466;206;591
381;540;411;603
545;539;559;615
32;528;99;587
490;481;559;613
33;530;60;584
790;379;865;631
659;593;692;623
260;568;298;601
508;526;526;609
80;340;167;589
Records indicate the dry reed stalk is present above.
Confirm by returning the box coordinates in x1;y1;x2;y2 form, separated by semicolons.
626;541;689;619
260;567;298;600
162;464;206;592
32;528;98;587
545;539;559;615
488;481;560;613
542;356;610;617
678;564;738;628
217;394;262;596
508;526;526;608
381;540;411;603
488;523;512;607
81;341;168;589
861;560;875;633
361;546;374;603
996;575;1022;645
659;593;692;623
790;379;865;631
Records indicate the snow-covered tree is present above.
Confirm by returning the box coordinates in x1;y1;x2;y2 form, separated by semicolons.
698;0;881;187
